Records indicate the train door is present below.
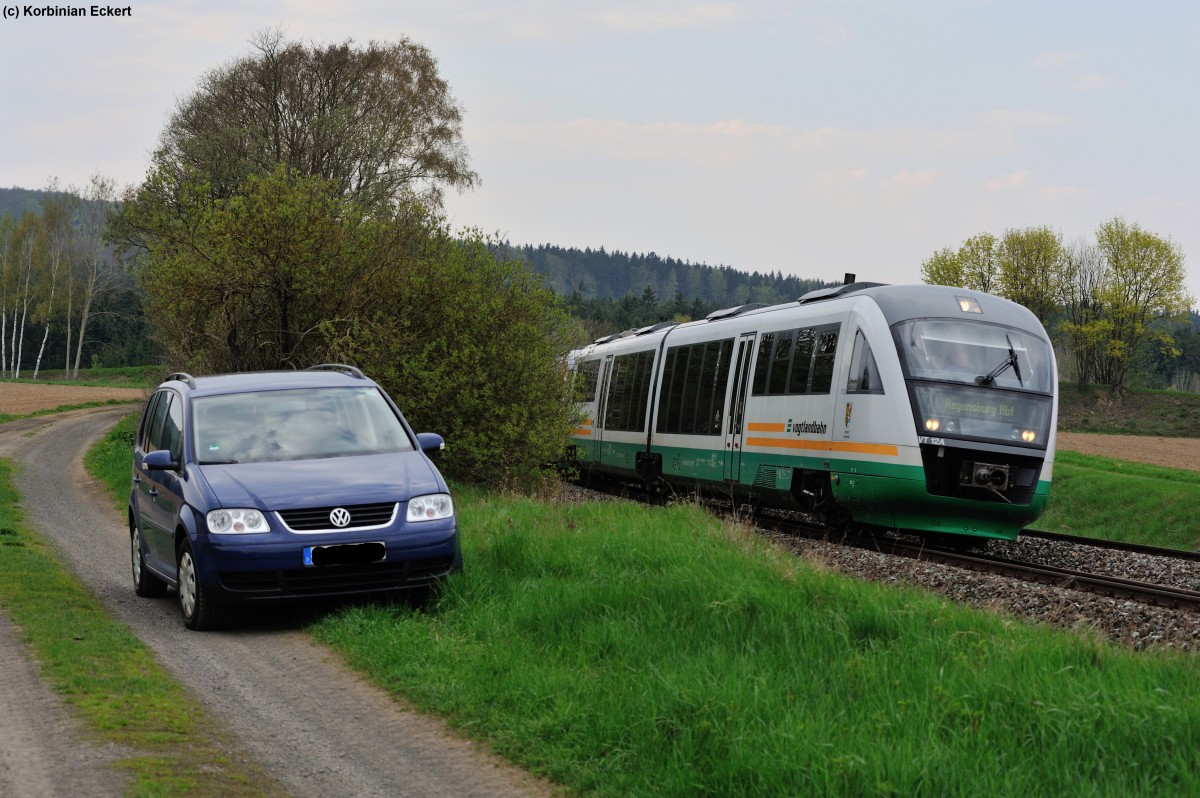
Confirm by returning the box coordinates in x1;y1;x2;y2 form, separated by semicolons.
723;333;757;482
594;354;613;456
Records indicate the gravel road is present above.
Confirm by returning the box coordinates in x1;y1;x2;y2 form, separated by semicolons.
0;407;556;798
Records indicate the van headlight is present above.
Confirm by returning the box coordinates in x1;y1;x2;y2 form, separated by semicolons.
407;494;454;522
208;508;269;534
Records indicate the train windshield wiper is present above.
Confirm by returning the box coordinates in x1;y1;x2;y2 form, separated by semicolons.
975;335;1023;387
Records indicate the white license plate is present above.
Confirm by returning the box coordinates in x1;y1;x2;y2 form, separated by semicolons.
303;541;386;567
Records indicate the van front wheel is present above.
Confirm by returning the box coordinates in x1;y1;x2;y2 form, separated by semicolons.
177;541;223;631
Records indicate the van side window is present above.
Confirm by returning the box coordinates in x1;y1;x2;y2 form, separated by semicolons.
846;329;885;395
162;393;184;461
143;391;172;453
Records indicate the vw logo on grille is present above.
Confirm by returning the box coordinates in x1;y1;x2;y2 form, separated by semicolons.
329;507;352;528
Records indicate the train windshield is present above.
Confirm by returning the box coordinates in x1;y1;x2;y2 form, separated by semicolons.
894;319;1055;449
894;319;1053;393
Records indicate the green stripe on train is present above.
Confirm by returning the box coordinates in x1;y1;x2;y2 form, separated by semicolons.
574;436;1049;539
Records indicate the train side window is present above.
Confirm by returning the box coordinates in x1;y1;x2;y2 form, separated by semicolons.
603;350;655;432
846;329;884;395
752;332;775;395
572;359;601;402
657;339;733;435
787;328;816;394
768;332;795;394
810;327;839;394
753;324;839;396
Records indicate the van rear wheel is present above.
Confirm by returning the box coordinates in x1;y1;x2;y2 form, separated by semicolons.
131;523;167;598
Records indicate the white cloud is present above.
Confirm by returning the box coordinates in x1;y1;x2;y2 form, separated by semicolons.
985;170;1032;191
887;169;940;189
1032;50;1081;69
1071;72;1113;91
599;4;743;32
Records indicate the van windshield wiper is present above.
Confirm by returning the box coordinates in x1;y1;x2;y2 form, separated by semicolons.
975;335;1023;387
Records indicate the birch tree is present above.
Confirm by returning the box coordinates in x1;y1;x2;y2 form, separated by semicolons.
32;187;71;379
69;174;119;379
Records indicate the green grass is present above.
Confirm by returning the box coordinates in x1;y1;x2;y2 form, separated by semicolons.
307;489;1200;797
1058;381;1200;437
0;427;284;796
0;397;142;425
1032;450;1200;549
6;365;164;389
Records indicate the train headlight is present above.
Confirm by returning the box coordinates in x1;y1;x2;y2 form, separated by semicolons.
924;418;940;432
1021;429;1036;443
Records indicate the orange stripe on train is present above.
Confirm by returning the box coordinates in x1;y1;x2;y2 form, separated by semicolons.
743;437;899;457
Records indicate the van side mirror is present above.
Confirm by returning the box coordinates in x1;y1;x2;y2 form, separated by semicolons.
415;433;445;455
143;449;178;471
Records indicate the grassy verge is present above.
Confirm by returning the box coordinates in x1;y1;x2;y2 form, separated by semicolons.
0;398;141;425
1033;450;1200;549
5;365;164;389
0;427;284;796
1058;382;1200;436
306;488;1200;796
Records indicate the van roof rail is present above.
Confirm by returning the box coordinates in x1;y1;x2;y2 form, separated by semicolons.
165;372;196;389
305;363;366;379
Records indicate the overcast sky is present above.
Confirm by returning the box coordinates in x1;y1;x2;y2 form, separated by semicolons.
2;1;1197;300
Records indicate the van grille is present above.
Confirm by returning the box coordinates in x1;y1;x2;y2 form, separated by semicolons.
276;502;398;531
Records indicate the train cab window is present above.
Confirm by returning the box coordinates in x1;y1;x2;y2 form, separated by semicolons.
656;338;734;435
603;350;655;432
894;319;1053;393
846;329;884;395
753;323;839;396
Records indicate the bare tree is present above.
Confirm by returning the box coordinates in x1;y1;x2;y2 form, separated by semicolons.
9;214;38;378
0;214;13;375
1057;239;1106;386
155;28;477;212
32;185;71;379
69;174;120;379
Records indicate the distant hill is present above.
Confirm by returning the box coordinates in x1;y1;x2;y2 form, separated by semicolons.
3;184;831;311
506;243;834;306
0;186;54;219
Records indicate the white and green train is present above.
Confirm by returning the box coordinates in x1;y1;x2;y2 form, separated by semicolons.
566;281;1058;543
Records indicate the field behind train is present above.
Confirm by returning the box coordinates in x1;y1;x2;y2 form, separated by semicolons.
66;406;1200;797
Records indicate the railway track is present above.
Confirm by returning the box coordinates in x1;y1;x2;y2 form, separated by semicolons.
874;534;1200;612
753;511;1200;614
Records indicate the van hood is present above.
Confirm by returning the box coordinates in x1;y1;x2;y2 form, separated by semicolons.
197;451;444;510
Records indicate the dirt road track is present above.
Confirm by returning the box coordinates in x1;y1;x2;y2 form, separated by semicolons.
0;408;556;798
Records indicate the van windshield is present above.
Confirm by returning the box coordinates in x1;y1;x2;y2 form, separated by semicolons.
193;387;414;464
